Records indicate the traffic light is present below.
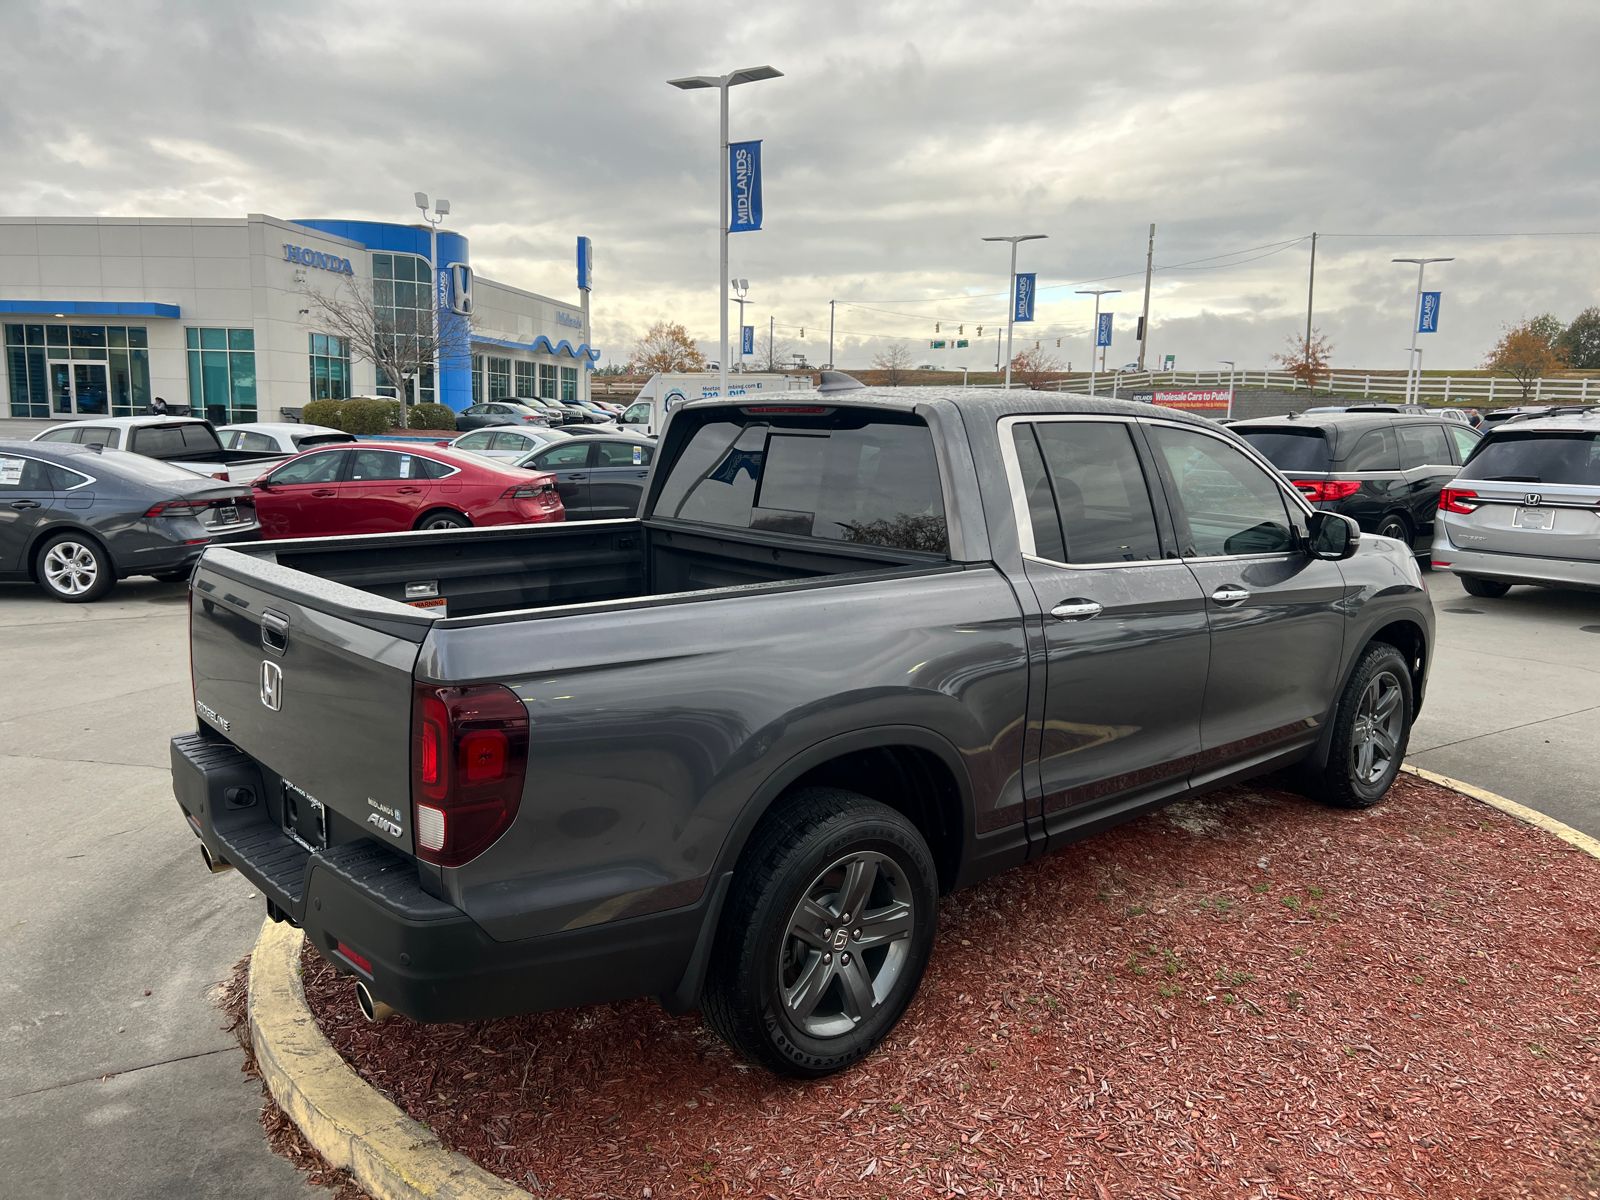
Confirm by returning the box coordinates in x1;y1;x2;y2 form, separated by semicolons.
1056;338;1061;348
977;325;984;336
959;325;964;335
800;328;805;337
935;322;941;333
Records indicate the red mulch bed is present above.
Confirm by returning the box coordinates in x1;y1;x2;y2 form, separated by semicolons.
300;775;1600;1199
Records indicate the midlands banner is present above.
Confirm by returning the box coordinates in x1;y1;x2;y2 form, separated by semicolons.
1419;291;1441;333
742;326;755;354
1013;273;1036;322
729;141;763;233
1097;312;1114;347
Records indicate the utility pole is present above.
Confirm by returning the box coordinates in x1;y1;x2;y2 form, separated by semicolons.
769;314;775;371
1305;232;1318;353
827;299;835;369
1137;223;1155;371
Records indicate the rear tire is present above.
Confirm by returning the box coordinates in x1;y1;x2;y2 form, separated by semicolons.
36;533;115;603
1308;642;1413;809
1376;513;1411;547
1461;575;1511;598
702;788;938;1078
413;509;471;531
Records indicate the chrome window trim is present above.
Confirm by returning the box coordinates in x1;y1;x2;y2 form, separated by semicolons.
0;451;95;490
406;454;461;480
996;412;1170;567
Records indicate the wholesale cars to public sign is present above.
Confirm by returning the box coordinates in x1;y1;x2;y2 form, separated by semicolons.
1135;388;1234;418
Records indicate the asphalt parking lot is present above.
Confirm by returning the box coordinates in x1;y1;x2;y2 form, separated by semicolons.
0;562;1594;1198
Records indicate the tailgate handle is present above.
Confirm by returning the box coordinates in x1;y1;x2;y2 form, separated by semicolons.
260;609;290;655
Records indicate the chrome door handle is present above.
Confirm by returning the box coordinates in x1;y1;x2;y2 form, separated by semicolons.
1050;598;1103;621
1211;585;1251;606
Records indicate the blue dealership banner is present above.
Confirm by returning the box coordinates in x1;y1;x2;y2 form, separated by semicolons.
1418;291;1441;333
576;236;593;291
1097;312;1113;347
729;141;763;233
1013;273;1036;323
742;325;755;355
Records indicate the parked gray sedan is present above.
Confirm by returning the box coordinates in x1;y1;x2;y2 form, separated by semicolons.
1432;411;1600;596
511;433;657;520
0;440;260;601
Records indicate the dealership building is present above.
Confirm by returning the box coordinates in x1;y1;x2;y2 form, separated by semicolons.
1;214;597;424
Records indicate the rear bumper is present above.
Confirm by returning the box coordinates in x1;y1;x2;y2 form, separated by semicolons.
1430;533;1600;592
170;731;702;1023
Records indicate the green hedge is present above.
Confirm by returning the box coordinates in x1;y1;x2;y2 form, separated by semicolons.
301;398;346;429
340;397;395;435
409;402;459;431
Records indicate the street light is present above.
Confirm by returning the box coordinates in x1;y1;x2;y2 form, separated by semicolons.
414;192;450;416
668;65;783;399
1218;359;1236;394
1393;257;1453;405
1076;288;1121;397
731;278;750;374
982;234;1047;390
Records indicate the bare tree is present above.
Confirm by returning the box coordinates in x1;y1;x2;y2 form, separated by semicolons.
759;328;796;373
300;279;475;428
1010;346;1064;390
871;341;914;386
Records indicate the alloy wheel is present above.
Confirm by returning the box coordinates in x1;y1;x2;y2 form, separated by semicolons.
1349;669;1404;785
778;850;914;1039
43;542;99;596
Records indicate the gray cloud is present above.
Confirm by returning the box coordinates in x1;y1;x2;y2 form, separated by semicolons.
3;0;1599;371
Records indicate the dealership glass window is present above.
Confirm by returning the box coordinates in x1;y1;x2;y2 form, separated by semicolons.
560;366;578;402
538;362;559;401
7;323;147;417
371;252;435;405
515;361;537;397
486;356;512;400
309;333;351;402
186;327;257;424
471;354;483;403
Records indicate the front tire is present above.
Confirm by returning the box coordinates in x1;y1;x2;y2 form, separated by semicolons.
702;788;938;1078
1309;642;1413;809
1461;575;1511;598
36;533;115;603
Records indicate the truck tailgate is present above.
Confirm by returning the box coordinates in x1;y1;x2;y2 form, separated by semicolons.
190;547;433;856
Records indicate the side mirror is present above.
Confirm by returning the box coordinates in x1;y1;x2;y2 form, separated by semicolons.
251;478;271;491
1307;510;1359;560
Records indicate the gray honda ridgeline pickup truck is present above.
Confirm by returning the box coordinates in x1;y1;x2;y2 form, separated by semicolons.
172;385;1433;1077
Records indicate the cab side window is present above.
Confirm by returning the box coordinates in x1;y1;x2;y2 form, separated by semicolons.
77;427;120;449
235;431;277;453
35;427;79;444
622;403;650;424
1147;426;1295;557
1013;422;1162;564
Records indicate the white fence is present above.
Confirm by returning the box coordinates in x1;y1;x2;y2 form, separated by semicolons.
1047;369;1597;405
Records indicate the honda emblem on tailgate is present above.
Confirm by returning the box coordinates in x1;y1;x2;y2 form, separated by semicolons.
1525;493;1542;506
260;660;283;711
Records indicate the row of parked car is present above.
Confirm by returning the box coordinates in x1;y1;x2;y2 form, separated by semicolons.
1231;406;1600;597
5;400;1595;603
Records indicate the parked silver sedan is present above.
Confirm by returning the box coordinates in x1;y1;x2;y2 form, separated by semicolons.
448;424;574;461
1431;412;1600;596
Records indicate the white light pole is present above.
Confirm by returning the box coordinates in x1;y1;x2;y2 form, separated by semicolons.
668;65;783;399
1218;358;1236;392
982;234;1047;390
414;192;449;420
1076;288;1121;397
731;278;750;374
1393;256;1452;405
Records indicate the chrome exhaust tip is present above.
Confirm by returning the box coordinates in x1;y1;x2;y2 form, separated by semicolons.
354;981;396;1022
200;844;234;874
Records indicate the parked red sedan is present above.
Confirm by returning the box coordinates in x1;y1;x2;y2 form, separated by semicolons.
250;443;563;539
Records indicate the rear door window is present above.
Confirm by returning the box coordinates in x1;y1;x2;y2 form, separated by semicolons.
0;455;52;490
35;427;79;444
234;431;277;452
1447;426;1481;464
489;432;535;453
1397;424;1453;468
1235;428;1331;473
655;414;948;554
349;449;419;480
1458;431;1600;486
77;427;120;449
1146;426;1295;556
1011;422;1162;564
1340;426;1400;471
596;441;653;467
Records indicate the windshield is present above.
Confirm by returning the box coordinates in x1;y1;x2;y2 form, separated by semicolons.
653;413;948;554
1458;431;1600;486
1236;428;1332;474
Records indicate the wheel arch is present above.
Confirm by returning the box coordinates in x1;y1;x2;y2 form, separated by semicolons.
27;523;113;583
412;506;472;530
1304;615;1430;772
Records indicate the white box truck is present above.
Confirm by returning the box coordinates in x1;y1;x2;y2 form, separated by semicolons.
619;372;814;437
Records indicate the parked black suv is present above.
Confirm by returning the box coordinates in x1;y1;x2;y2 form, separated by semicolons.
1232;412;1480;554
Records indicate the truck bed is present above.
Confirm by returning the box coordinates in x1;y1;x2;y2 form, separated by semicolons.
225;516;948;621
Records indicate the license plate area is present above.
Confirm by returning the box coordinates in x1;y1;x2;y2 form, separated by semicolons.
281;778;328;850
1512;507;1554;530
218;505;240;524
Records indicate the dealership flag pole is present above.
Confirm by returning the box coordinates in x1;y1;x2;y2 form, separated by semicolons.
1137;223;1154;372
982;234;1046;390
1393;256;1452;404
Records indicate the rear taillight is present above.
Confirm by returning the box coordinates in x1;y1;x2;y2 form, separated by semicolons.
410;682;528;867
502;482;558;500
1291;479;1362;502
1439;487;1480;514
144;499;209;517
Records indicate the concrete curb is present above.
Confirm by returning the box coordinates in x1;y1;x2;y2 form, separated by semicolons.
248;918;532;1200
1402;764;1600;861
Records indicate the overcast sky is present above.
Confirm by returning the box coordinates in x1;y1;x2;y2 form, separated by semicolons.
4;0;1600;372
